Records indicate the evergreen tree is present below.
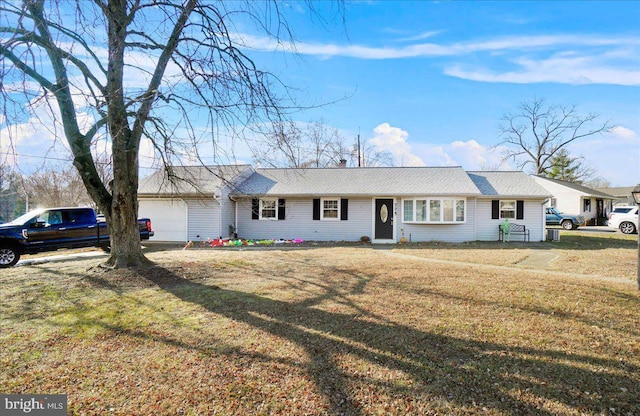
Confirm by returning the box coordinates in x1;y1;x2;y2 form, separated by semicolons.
543;148;595;184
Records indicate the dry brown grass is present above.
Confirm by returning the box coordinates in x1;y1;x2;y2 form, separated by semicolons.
1;238;638;415
393;230;637;280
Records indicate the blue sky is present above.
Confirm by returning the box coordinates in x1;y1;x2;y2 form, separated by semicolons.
234;0;640;186
1;0;638;187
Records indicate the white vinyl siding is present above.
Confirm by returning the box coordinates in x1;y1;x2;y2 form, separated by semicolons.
186;199;220;241
237;197;369;241
475;199;545;242
236;196;545;243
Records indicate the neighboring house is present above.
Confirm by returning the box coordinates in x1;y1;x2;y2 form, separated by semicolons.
532;176;615;224
596;186;636;206
138;165;551;243
138;165;253;242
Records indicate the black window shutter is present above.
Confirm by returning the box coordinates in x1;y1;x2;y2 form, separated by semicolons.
340;199;348;221
313;199;320;220
278;199;286;220
491;200;499;219
252;198;259;220
516;200;524;220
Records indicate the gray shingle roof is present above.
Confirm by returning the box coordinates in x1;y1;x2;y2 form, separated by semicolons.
138;165;252;196
596;186;635;197
232;167;481;197
534;176;615;199
139;165;553;199
467;171;552;198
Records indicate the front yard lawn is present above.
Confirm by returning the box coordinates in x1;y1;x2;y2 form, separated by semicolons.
1;238;638;415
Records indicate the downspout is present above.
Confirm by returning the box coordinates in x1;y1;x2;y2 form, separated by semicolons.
473;197;477;240
542;198;550;241
181;198;187;242
214;193;222;239
228;194;238;239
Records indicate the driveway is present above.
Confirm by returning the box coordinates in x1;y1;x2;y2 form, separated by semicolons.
547;225;618;234
16;250;108;267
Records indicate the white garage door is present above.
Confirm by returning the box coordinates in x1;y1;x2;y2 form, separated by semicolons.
138;199;187;242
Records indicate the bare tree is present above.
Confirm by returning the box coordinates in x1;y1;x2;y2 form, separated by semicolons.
0;1;336;268
254;120;395;168
24;163;96;208
497;98;610;175
358;139;394;167
253;120;347;168
0;163;24;221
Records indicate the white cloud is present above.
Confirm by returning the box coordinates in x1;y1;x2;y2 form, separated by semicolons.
369;123;425;166
610;125;637;140
236;31;640;86
411;139;511;171
445;53;640;86
366;124;513;170
239;32;639;58
0;95;98;172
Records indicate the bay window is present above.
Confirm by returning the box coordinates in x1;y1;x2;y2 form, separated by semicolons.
402;198;466;223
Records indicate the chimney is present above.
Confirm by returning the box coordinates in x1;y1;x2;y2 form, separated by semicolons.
338;159;347;168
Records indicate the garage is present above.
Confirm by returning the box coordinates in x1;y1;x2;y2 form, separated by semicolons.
138;199;187;242
186;199;220;241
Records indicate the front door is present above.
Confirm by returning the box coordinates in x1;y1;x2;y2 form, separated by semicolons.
374;198;394;240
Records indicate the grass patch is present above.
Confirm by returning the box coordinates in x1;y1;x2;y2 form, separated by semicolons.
393;230;637;280
1;240;638;415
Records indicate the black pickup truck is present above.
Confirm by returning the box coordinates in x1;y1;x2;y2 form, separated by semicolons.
0;207;153;268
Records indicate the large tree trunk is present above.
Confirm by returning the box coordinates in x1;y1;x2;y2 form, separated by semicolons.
100;0;152;268
102;131;152;268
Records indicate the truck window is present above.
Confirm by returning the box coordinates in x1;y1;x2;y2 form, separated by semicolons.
63;210;94;224
44;211;63;225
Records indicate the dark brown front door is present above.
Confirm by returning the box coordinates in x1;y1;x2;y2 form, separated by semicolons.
374;199;393;240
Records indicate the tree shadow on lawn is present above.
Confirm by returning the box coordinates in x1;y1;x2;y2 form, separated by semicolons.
82;265;638;416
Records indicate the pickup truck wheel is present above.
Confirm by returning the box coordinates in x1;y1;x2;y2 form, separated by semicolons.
619;221;637;234
0;245;20;268
561;220;575;230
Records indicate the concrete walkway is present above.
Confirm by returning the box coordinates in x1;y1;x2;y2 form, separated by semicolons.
16;251;108;267
515;251;559;268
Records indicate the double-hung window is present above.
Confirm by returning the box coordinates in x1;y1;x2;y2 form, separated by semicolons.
402;198;466;223
499;200;516;219
321;198;339;220
252;198;285;220
260;199;277;220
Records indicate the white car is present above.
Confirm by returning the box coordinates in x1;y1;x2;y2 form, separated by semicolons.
608;206;639;234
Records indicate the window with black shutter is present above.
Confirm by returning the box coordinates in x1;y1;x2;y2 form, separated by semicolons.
516;200;524;219
340;199;348;221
